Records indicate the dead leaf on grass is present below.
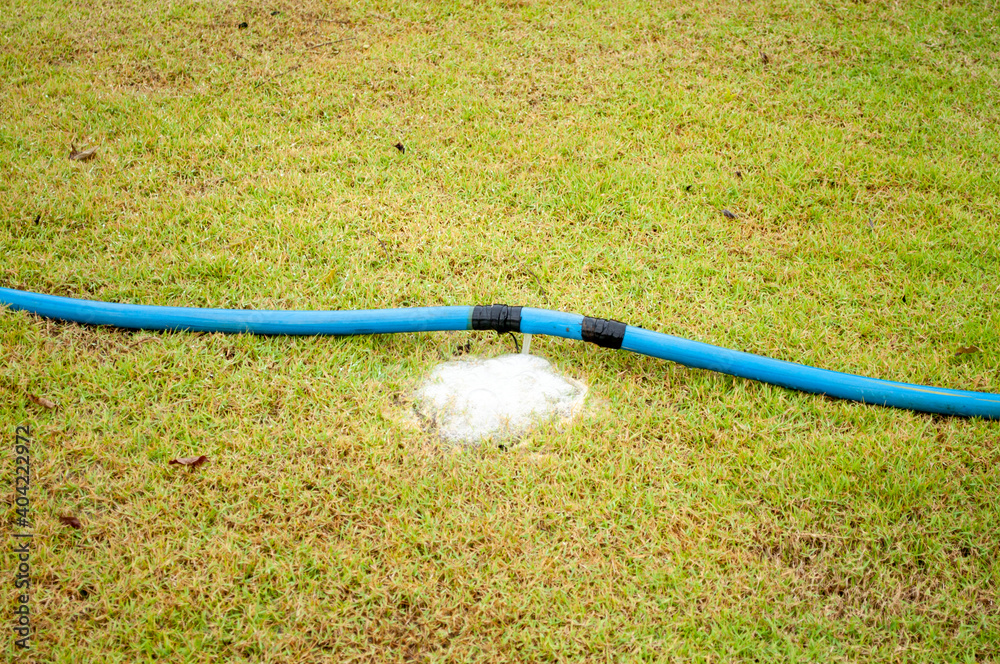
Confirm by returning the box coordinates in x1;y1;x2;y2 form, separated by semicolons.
69;143;98;161
28;393;57;409
59;515;82;529
955;345;982;356
169;455;208;468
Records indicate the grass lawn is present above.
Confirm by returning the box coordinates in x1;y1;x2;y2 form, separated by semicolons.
2;0;999;661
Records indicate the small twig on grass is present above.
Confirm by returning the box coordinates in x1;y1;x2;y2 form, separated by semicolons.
522;264;548;301
307;36;356;50
253;65;302;88
365;230;391;259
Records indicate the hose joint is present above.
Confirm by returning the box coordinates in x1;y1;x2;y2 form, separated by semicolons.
581;316;626;349
472;304;522;334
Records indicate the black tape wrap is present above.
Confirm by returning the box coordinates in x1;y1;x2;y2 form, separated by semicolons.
472;304;522;334
581;316;627;349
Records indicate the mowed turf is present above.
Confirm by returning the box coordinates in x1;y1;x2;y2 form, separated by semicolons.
2;0;999;661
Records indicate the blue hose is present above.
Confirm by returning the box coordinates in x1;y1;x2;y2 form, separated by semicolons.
2;287;997;419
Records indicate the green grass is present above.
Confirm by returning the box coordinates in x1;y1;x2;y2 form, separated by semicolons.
2;0;999;661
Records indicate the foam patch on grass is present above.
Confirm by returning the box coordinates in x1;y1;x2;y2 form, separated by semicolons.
414;354;587;444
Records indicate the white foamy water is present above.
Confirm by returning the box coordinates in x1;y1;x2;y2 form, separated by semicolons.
414;354;587;444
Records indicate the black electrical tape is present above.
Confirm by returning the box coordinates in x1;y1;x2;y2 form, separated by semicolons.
471;304;522;334
581;316;627;349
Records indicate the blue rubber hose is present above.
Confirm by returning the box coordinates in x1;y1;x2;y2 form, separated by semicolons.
2;287;998;419
0;287;470;335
